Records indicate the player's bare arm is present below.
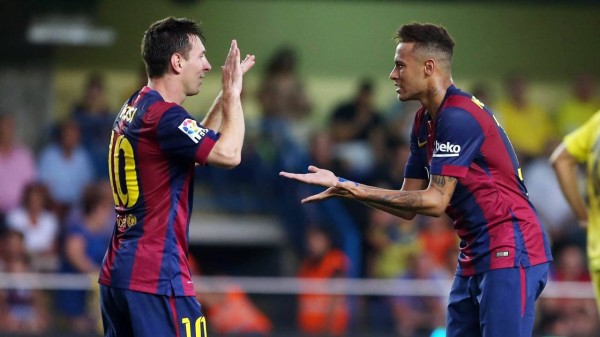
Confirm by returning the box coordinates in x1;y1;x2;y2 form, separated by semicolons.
355;174;456;217
201;54;255;130
206;40;253;168
280;165;457;217
360;178;428;220
550;142;588;227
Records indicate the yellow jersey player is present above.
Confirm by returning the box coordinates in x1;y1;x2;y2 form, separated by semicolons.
551;109;600;315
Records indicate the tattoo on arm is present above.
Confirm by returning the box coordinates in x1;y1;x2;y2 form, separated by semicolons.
365;190;424;210
430;175;457;196
361;175;457;214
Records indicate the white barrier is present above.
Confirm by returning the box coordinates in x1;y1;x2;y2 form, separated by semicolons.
0;273;594;299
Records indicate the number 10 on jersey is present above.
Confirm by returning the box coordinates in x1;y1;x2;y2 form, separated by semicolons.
108;132;140;208
182;316;208;337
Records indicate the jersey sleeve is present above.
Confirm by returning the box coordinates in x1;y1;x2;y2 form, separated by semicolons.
563;110;600;163
430;108;484;178
155;106;220;165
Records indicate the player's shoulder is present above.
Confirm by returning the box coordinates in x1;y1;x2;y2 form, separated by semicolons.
144;101;188;128
589;109;600;125
570;109;600;138
133;87;184;120
445;89;484;114
442;89;495;127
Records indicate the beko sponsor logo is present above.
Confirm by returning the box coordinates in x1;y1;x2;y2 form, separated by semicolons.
433;141;461;157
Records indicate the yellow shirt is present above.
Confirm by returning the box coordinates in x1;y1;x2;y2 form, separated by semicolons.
496;100;554;157
556;99;600;136
564;110;600;270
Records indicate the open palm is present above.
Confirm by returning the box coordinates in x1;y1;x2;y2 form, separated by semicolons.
279;165;352;203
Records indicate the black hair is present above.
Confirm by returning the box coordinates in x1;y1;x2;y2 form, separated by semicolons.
141;17;205;78
395;23;455;60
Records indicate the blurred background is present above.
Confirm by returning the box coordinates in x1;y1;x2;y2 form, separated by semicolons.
1;0;600;336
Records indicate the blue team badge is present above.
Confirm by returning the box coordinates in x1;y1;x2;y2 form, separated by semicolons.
178;118;207;144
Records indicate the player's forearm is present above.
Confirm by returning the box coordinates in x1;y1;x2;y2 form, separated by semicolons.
361;200;417;219
361;188;445;217
208;94;244;168
343;183;446;217
201;91;223;131
353;185;417;219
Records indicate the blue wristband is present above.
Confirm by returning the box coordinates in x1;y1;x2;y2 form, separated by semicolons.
338;177;358;186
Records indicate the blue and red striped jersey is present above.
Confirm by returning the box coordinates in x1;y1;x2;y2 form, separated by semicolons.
99;86;219;296
405;85;552;276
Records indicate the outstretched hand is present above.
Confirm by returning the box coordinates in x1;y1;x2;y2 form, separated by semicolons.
279;165;353;203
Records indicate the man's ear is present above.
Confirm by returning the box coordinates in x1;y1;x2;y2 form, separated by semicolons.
424;59;435;76
171;53;183;74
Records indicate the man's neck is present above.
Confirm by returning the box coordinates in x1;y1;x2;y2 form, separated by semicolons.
148;76;186;105
421;77;453;118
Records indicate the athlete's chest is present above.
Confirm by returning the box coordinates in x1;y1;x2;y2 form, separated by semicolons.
415;116;436;166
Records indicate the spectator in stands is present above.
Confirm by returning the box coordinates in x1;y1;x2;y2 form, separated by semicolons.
470;82;494;109
6;182;59;272
38;119;94;219
364;205;421;334
369;138;410;189
257;46;312;146
392;251;448;337
0;254;50;334
329;79;384;180
293;132;362;276
417;215;457;271
384;98;421;145
0;229;27;272
329;79;384;144
0;112;36;215
297;226;350;336
366;207;421;279
202;283;272;336
537;244;600;336
256;46;312;172
0;213;6;239
71;72;115;179
55;183;113;334
496;73;554;163
555;73;600;135
119;64;149;103
524;140;580;241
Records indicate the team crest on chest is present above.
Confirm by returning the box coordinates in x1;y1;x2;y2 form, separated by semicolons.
178;118;207;143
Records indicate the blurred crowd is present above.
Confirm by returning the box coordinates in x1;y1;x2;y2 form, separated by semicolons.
0;46;599;336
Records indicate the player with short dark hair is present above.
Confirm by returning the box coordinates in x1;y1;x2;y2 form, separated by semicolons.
281;23;552;337
99;17;255;337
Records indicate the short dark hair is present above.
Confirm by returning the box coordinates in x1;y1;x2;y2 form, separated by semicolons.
82;183;106;216
21;182;52;211
141;17;205;78
395;23;455;60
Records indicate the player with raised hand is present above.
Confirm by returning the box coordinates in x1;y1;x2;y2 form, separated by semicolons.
99;17;254;337
281;23;552;337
